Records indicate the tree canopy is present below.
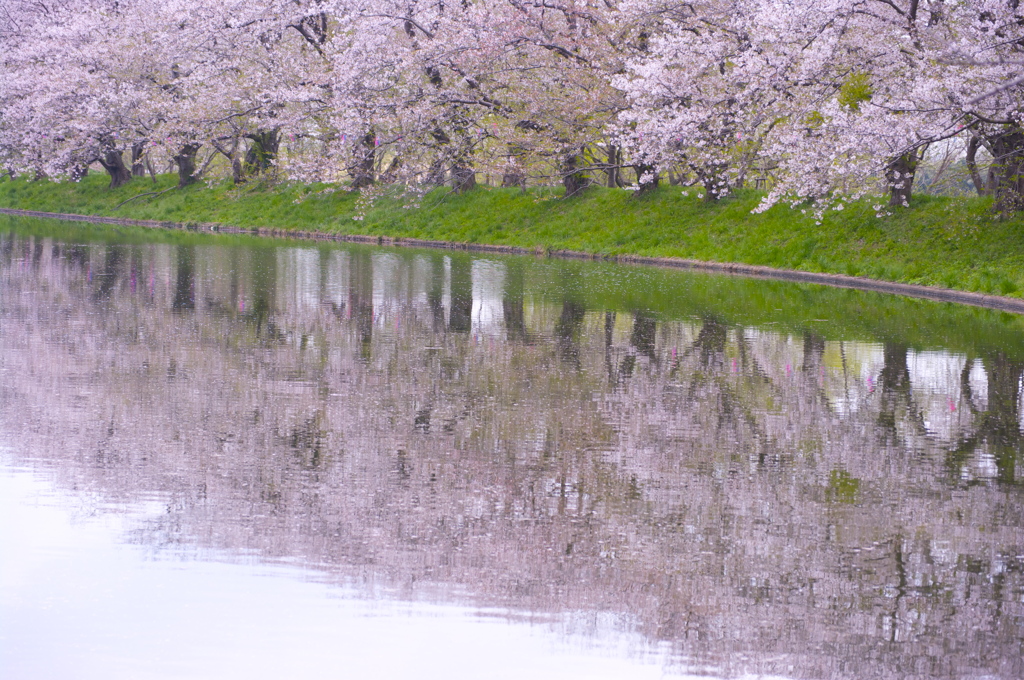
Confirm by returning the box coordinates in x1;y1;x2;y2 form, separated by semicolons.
1;1;1021;213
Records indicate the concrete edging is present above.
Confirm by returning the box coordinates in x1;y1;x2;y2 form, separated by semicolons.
3;206;1023;315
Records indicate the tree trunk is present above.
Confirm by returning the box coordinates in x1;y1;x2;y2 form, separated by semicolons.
562;151;589;198
380;155;402;184
98;149;132;189
692;164;729;202
212;138;245;185
885;151;918;207
966;135;994;197
990;129;1024;215
502;147;526;191
698;174;723;202
174;143;202;188
451;164;476;193
243;129;281;177
632;163;660;194
606;145;620;188
131;143;147;177
426;126;478;191
351;133;376;189
501;166;526;190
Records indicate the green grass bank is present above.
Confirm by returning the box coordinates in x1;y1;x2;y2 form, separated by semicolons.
2;173;1022;299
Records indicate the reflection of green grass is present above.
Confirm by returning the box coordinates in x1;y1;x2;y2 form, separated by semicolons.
521;254;1024;360
827;469;861;504
6;208;1024;361
2;174;1024;299
8;211;1024;362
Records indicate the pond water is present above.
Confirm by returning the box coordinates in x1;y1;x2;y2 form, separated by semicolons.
1;217;1023;680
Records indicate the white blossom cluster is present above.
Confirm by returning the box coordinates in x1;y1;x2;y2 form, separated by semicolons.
0;0;1021;211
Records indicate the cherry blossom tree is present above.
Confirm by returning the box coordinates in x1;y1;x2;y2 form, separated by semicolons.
754;0;972;212
2;0;1021;214
614;0;788;199
0;0;150;186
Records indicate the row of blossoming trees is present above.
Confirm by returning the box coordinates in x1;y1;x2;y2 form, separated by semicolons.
0;1;1022;213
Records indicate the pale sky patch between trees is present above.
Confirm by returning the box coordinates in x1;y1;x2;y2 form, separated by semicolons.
1;0;1022;215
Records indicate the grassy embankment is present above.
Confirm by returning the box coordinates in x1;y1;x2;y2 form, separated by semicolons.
1;172;1022;298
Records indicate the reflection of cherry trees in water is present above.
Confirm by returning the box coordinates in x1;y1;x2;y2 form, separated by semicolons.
172;246;195;311
94;243;122;301
875;342;924;445
946;353;1024;485
858;336;1024;484
351;251;375;359
1;229;1023;679
502;260;529;344
611;311;657;381
448;256;473;334
555;300;586;369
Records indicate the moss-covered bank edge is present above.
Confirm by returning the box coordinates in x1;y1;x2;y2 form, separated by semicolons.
3;204;1023;316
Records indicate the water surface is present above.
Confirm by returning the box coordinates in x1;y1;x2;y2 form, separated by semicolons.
1;218;1023;679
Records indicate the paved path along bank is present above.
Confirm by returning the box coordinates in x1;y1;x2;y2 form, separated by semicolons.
4;206;1023;315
